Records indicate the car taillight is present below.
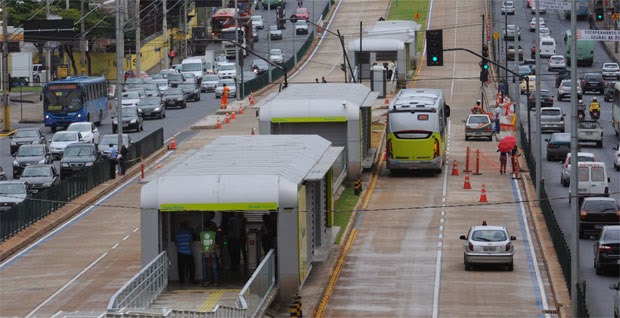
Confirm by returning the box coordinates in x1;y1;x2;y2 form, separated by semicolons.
487;126;492;131
565;164;568;169
548;144;557;149
468;242;473;251
605;187;609;195
580;210;587;220
599;245;612;252
506;242;512;251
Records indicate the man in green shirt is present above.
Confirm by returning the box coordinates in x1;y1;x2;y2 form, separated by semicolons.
201;222;220;287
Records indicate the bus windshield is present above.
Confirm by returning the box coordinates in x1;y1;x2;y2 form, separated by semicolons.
44;89;82;112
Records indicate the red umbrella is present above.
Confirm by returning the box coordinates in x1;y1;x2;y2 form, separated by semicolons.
498;136;517;153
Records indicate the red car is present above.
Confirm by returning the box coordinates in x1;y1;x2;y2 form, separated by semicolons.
295;7;309;20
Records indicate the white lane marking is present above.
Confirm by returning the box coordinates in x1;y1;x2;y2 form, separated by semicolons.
132;227;139;233
25;252;109;318
122;235;130;241
112;243;119;249
514;179;550;315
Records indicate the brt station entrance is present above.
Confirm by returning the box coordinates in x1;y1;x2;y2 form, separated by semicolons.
140;135;345;310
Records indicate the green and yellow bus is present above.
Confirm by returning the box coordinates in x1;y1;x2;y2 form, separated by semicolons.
385;88;450;174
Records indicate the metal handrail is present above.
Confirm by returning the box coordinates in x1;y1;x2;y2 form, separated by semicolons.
107;251;169;311
236;250;276;317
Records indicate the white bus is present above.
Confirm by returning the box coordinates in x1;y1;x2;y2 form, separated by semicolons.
612;81;620;137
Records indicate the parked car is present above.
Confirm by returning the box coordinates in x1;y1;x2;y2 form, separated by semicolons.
0;181;29;211
113;106;144;133
9;128;46;156
560;152;595;187
463;114;493;141
460;222;517;271
269;48;284;64
545;132;571;161
121;91;142;107
178;83;201;102
501;0;515;15
251;59;269;75
548;55;566;72
49;131;83;160
528;89;554;109
202;74;220;93
557;80;582;101
12;144;52;178
581;72;605;95
20;164;60;193
540;107;565;133
269;25;283;40
295;19;309;35
580;198;620;239
137;97;166;119
596;239;620;273
215;78;237;99
99;134;131;159
67;122;99;145
251;15;264;29
161;88;187;108
602;62;620;80
59;143;101;178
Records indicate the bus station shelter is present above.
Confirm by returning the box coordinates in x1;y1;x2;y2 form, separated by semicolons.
258;83;378;181
140;135;344;300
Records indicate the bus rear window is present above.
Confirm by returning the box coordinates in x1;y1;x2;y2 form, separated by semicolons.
394;131;432;139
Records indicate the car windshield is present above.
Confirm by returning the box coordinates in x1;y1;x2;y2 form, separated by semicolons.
542;109;561;116
296;20;307;26
251;16;261;22
205;75;219;81
17;146;45;157
0;183;26;194
179;84;195;90
270;49;282;55
582;200;619;213
471;229;507;242
100;135;127;147
219;64;235;71
168;74;183;81
551;133;570;142
67;123;90;133
138;98;160;106
122;107;138;117
64;146;94;157
164;88;183;95
602;228;620;241
182;73;195;79
22;166;52;177
122;92;140;99
468;116;489;124
270;25;278;31
143;84;158;91
52;132;78;142
14;130;39;138
551;57;563;62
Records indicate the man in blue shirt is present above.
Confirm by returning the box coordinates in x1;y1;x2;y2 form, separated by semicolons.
108;144;117;179
176;221;197;284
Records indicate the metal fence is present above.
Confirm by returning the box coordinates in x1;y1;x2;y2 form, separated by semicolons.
518;123;589;317
236;249;276;317
107;252;169;311
1;128;164;242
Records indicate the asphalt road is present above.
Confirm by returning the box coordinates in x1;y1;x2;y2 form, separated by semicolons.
490;1;620;317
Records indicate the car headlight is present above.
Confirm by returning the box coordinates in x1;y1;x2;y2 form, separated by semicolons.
61;162;70;167
130;119;136;123
10;141;16;145
41;181;53;187
38;158;46;164
154;108;160;111
84;162;94;167
13;160;19;166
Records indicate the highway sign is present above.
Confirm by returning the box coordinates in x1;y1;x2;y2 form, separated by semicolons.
577;29;620;41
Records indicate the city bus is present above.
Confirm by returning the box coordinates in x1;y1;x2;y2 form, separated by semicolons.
385;88;450;174
563;0;588;20
612;81;620;137
42;76;109;132
211;8;238;38
564;30;594;67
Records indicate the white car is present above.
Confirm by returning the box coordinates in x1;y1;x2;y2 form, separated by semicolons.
560;152;596;187
269;25;283;40
614;143;620;171
217;62;237;79
460;222;517;271
214;78;237;99
529;17;546;32
602;62;620;80
295;20;309;35
548;55;566;71
49;131;83;160
501;0;515;15
121;91;142;107
269;48;284;64
66;122;100;145
251;15;264;29
539;27;551;37
530;2;546;14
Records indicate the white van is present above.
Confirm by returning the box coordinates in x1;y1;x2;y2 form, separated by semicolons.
539;37;556;58
180;57;206;84
569;162;610;203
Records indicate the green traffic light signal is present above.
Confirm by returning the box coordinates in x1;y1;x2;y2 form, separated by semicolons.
432;56;438;62
483;64;489;70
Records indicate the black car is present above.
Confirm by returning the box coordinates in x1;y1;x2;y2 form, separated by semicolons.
579;198;620;239
113;106;144;133
9;127;46;156
604;81;617;102
555;70;570;88
581;72;605;95
528;89;554;109
137;97;166;119
251;59;269;75
20;164;60;193
0;181;29;211
99;134;131;159
545;132;572;161
178;83;201;102
12;144;52;178
167;73;184;87
594;225;620;275
60;143;100;178
162;88;187;108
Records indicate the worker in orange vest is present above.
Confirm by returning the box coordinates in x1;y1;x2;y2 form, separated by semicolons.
221;84;230;109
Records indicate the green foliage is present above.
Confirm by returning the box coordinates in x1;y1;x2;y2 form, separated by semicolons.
333;188;357;244
388;0;430;52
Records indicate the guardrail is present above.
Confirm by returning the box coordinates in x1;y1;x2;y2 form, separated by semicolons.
236;249;277;317
107;251;169;311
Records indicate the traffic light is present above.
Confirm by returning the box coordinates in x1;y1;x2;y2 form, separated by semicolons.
480;58;489;71
277;7;285;30
426;29;443;66
480;69;489;83
595;7;605;21
482;44;489;58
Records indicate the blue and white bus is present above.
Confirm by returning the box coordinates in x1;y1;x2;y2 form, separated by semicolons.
42;76;109;132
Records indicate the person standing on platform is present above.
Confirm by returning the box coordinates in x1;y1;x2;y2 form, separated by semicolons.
201;220;220;287
108;144;117;179
227;213;242;271
119;144;129;175
176;221;197;284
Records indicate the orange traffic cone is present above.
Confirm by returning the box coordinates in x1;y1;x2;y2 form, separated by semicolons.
463;175;472;189
479;184;488;203
231;109;237;120
250;91;255;106
451;160;459;176
216;117;222;129
225;113;231;124
168;137;177;150
239;106;245;114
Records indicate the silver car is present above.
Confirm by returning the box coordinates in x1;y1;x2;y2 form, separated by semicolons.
460;223;516;271
214;79;237;99
202;74;220;92
0;181;29;211
539;107;565;133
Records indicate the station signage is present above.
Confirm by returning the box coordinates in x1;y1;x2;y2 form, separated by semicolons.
577;29;620;41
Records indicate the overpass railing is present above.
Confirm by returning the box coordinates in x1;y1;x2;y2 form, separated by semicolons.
236;249;277;317
107;251;169;311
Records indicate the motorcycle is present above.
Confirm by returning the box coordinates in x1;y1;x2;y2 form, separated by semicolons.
577;100;585;121
590;109;600;120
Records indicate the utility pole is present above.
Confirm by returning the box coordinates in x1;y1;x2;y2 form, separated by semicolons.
115;0;125;147
46;0;51;82
569;0;579;315
80;0;86;75
2;2;10;132
534;0;541;201
163;0;169;69
183;0;188;58
135;0;141;75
